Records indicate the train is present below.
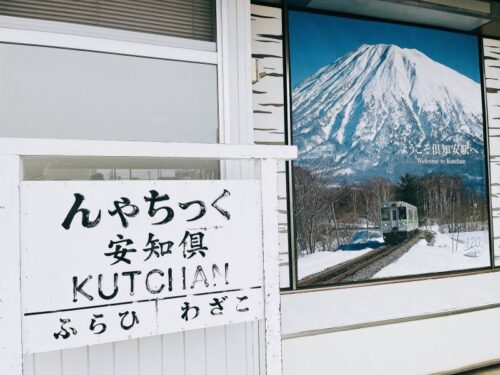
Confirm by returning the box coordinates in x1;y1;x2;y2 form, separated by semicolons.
380;201;419;243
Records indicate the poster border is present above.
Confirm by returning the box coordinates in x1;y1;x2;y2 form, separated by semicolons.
281;3;496;291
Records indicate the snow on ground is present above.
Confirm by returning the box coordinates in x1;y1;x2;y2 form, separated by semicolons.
298;230;384;280
298;249;373;280
374;230;490;279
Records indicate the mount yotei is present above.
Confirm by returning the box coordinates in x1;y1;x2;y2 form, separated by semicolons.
292;44;485;187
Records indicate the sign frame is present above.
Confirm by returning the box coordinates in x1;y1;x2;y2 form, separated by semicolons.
0;138;297;375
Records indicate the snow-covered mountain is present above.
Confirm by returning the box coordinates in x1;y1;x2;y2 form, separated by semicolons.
292;43;485;186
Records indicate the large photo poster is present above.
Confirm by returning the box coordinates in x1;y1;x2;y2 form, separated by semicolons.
289;11;491;286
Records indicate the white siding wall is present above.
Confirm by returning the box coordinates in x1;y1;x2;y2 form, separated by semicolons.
283;306;500;375
24;323;265;375
251;5;290;288
484;37;500;265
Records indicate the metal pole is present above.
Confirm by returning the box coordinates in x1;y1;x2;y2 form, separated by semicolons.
452;192;457;253
354;188;357;224
331;202;341;249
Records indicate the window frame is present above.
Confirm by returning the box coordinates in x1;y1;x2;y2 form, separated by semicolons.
0;0;246;181
0;0;232;144
281;4;496;292
0;14;218;63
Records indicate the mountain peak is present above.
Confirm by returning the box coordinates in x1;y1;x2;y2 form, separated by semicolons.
358;43;397;51
292;43;484;185
357;43;421;55
356;43;406;57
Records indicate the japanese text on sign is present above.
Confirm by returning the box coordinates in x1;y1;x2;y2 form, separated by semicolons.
21;181;264;354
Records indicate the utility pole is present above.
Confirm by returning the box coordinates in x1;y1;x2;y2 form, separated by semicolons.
353;188;357;225
451;192;457;253
331;202;341;250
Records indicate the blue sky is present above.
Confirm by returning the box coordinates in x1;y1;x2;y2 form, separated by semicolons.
289;11;481;87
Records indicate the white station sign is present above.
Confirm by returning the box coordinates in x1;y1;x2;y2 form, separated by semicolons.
20;180;264;354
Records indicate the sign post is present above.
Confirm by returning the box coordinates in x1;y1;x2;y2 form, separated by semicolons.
0;139;296;375
0;155;23;375
260;159;283;375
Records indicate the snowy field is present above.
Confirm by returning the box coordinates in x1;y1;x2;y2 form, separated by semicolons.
298;230;383;280
298;229;490;281
298;248;374;280
374;230;490;279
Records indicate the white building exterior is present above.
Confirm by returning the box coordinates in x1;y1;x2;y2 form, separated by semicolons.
1;1;500;374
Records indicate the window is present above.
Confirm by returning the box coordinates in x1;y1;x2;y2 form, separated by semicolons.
0;0;216;42
399;207;407;220
0;43;218;143
22;156;219;181
381;208;390;221
0;2;221;182
289;9;491;288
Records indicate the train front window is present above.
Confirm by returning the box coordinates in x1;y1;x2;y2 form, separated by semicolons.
399;207;407;220
381;208;390;221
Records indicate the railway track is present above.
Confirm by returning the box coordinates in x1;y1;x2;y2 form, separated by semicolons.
299;232;425;286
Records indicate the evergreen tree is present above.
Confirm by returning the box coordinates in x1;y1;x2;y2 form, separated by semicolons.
396;173;419;206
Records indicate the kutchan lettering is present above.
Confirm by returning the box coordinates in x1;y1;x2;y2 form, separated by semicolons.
72;263;230;303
